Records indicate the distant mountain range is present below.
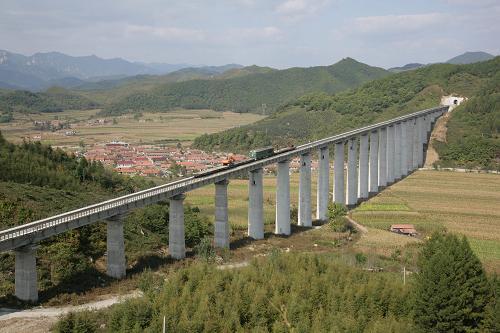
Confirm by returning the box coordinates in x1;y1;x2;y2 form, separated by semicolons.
0;49;243;91
445;51;495;65
99;57;390;116
388;51;495;73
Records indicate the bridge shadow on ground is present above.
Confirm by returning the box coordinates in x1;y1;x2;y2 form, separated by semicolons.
229;220;329;251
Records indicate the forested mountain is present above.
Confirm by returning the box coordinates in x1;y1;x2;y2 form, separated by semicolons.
193;57;499;170
100;58;389;115
388;63;425;73
0;87;99;117
446;51;495;65
435;71;500;169
73;64;247;104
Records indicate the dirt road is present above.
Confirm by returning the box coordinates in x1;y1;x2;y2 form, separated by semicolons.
0;291;142;333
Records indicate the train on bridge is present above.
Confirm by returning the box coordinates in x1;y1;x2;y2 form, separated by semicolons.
193;146;296;178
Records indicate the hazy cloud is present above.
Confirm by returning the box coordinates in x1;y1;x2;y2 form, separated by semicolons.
350;13;447;35
125;25;205;42
276;0;330;21
0;0;498;68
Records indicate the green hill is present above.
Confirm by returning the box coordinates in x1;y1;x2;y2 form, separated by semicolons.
99;58;389;116
192;57;499;165
0;87;99;120
446;51;495;65
435;72;500;169
73;65;255;105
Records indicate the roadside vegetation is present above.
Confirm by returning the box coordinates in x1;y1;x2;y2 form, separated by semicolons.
53;233;499;332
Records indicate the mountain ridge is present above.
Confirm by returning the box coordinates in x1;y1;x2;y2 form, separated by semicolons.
99;57;390;115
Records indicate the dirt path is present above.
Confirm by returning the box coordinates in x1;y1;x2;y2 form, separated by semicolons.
424;111;450;168
0;291;142;333
346;215;368;233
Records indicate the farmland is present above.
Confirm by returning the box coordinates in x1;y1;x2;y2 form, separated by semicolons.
352;170;500;272
186;170;500;272
0;109;264;146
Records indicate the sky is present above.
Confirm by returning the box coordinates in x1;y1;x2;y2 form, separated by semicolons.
1;0;499;69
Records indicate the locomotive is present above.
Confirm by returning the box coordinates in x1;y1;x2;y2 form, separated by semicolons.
193;145;295;178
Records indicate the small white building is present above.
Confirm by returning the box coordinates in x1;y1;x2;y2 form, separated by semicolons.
441;95;467;111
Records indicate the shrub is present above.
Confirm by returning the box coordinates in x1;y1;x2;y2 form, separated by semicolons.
54;311;98;333
194;236;216;262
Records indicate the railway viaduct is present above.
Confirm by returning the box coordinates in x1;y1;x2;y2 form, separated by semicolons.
0;106;448;302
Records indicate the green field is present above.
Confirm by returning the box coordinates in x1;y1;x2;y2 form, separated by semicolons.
352;170;500;272
0;108;264;146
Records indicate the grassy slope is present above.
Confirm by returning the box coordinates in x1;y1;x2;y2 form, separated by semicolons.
352;170;500;273
99;58;389;115
192;57;499;153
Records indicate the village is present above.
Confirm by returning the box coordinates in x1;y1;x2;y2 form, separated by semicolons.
79;141;319;178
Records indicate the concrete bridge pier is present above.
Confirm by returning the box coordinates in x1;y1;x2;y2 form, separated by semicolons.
333;141;345;205
412;118;419;170
106;214;127;279
358;134;369;200
386;125;395;184
15;245;38;302
276;160;291;235
316;147;330;220
378;127;387;187
368;129;379;194
394;123;402;180
400;121;408;177
417;117;425;167
169;194;186;259
346;137;358;207
298;153;312;227
248;168;264;239
407;120;414;171
214;179;230;248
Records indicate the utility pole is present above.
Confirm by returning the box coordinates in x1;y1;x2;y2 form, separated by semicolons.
163;315;166;333
403;266;406;285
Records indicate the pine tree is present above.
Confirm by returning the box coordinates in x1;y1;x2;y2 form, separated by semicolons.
413;233;492;332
